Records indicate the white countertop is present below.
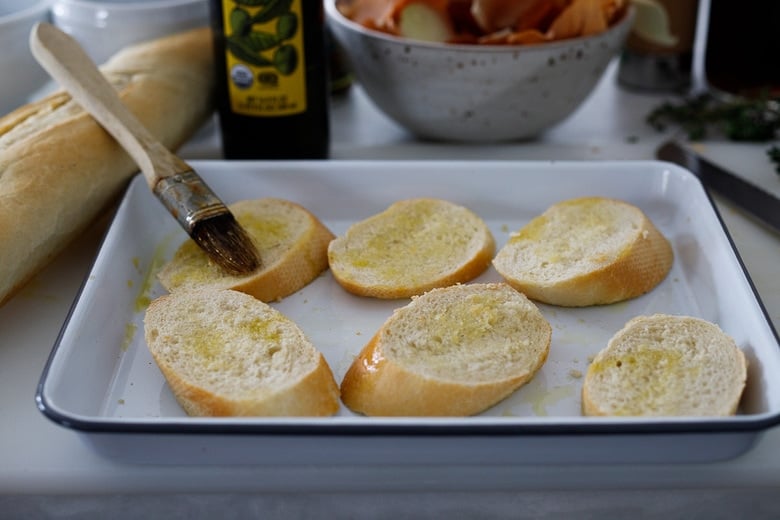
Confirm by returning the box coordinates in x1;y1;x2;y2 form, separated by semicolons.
2;62;780;517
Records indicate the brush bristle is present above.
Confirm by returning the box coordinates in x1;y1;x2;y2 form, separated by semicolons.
191;214;261;275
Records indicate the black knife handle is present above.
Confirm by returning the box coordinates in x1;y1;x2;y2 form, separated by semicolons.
657;140;780;234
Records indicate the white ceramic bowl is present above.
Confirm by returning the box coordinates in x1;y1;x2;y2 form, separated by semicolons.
0;0;53;116
326;1;634;142
51;0;209;64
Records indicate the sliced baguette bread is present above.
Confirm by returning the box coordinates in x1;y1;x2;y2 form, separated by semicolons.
492;196;673;307
0;27;213;306
157;198;334;302
582;314;747;417
340;282;552;416
327;198;495;299
144;288;340;416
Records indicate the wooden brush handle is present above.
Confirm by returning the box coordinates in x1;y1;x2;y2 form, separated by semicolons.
29;22;190;188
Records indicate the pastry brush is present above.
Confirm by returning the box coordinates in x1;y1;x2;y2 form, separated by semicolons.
29;22;260;275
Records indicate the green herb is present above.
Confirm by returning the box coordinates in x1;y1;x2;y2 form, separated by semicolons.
647;93;780;174
647;93;780;140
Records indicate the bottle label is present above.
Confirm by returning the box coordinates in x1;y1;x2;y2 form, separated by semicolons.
221;0;307;117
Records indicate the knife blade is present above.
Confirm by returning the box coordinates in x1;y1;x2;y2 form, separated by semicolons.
656;140;780;234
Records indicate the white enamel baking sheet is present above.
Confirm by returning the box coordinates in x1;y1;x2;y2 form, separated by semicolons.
37;160;780;465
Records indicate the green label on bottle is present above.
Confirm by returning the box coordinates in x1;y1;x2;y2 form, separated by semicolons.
221;0;307;116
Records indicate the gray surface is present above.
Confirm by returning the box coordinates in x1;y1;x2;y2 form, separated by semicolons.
3;489;780;519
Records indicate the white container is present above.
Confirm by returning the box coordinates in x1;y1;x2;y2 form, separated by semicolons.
51;0;209;64
36;160;780;466
0;0;53;115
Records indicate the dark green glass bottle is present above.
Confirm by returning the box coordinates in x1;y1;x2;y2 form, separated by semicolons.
209;0;330;159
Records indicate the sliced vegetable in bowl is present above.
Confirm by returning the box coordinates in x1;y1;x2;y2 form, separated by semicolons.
336;0;628;45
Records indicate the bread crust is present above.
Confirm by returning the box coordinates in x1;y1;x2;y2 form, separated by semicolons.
328;198;495;299
493;197;673;307
582;314;748;417
0;27;214;306
144;288;341;417
340;283;551;416
157;198;335;302
340;333;539;416
160;353;340;417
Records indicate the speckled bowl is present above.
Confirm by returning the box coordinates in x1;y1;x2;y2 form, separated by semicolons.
326;1;634;142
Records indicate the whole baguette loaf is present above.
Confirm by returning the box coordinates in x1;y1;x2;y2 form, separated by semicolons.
157;198;335;302
0;27;214;306
328;198;495;299
144;287;340;416
340;282;551;416
582;314;747;417
492;196;673;307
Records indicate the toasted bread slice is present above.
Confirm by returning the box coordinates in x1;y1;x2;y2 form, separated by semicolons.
582;314;747;417
327;198;495;299
144;288;340;416
157;198;334;302
492;196;673;307
340;283;551;416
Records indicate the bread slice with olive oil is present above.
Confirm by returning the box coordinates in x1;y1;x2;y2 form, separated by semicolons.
340;282;551;416
582;314;747;417
157;198;334;302
492;196;673;307
144;288;340;416
327;198;495;299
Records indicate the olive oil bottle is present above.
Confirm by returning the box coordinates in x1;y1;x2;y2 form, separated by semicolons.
209;0;330;159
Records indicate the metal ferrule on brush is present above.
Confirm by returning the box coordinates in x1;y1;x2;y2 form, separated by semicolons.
153;170;228;232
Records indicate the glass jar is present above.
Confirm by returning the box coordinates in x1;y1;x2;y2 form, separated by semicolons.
617;0;700;92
